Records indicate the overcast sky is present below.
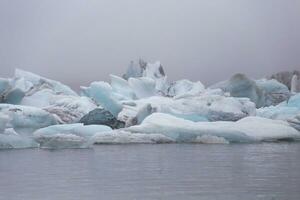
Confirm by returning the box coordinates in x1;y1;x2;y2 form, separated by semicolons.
0;0;300;89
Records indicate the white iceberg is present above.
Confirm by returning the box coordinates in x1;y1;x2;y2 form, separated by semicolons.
124;113;300;143
33;123;112;149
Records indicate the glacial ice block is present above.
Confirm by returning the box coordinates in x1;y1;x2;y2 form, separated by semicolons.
80;81;123;117
0;104;58;135
43;95;97;123
0;128;39;149
211;74;290;108
33;123;112;149
124;113;300;143
118;95;256;125
168;79;205;99
14;69;77;96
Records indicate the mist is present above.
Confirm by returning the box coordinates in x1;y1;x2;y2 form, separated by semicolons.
1;0;300;89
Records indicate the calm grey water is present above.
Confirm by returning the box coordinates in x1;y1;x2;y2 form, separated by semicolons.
1;143;300;200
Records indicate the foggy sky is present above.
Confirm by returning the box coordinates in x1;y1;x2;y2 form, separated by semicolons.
0;0;300;89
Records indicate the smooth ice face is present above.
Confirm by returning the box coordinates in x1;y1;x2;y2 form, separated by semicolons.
33;123;112;149
80;81;123;117
110;75;136;100
125;113;300;143
128;77;158;99
0;104;58;135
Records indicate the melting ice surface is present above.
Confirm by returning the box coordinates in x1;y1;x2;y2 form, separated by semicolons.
0;61;300;148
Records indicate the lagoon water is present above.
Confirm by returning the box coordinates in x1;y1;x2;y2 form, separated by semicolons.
1;143;300;200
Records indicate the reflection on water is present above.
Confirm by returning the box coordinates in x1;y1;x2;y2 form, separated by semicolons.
1;143;300;200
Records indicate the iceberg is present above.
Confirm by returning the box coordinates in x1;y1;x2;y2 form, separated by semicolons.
118;95;256;125
124;113;300;143
33;123;112;149
270;70;300;90
0;104;58;135
211;73;290;107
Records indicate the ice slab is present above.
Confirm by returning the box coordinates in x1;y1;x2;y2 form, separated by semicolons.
33;123;112;149
93;130;174;144
124;113;300;143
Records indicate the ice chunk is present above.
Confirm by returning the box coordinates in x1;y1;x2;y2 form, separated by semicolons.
257;93;300;121
211;74;290;107
291;74;300;93
80;81;122;117
287;114;300;131
269;70;300;90
122;60;144;80
255;79;290;106
125;113;300;143
79;108;125;129
119;95;255;125
119;103;155;127
14;69;77;96
0;78;10;96
43;95;97;123
122;60;169;96
168;79;205;99
93;130;174;144
194;135;229;144
210;73;265;107
110;75;136;100
0;128;39;149
33;123;112;149
0;104;58;135
128;77;157;98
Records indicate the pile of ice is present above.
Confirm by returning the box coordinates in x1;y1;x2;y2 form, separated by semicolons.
1;60;299;149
